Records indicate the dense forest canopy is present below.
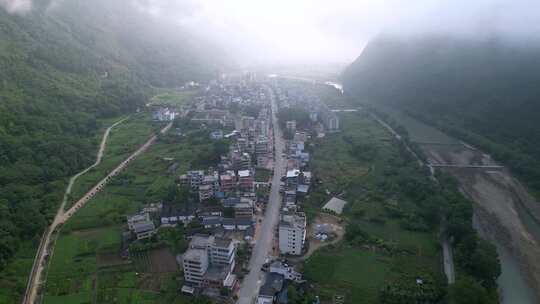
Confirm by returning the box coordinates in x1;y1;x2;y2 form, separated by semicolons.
343;34;540;195
0;0;225;270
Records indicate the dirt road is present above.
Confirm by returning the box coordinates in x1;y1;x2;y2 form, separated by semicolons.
23;120;172;304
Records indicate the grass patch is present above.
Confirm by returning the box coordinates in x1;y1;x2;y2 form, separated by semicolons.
45;129;217;303
255;168;271;182
303;110;442;303
149;89;194;107
304;245;390;304
66;112;163;210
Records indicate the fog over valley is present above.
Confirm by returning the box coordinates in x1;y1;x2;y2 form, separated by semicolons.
2;1;540;304
3;0;540;65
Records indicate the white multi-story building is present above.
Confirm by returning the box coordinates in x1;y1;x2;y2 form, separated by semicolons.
182;235;236;288
187;170;205;189
183;248;209;286
278;212;306;256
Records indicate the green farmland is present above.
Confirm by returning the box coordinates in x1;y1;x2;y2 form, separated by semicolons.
149;89;195;107
44;127;220;304
303;111;443;304
66;112;163;210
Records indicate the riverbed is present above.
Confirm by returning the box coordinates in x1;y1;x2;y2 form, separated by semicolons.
380;109;540;304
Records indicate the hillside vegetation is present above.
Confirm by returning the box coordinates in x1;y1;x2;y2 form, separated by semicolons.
343;35;540;196
0;0;224;295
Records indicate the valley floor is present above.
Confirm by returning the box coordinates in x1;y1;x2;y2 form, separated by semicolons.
301;111;443;304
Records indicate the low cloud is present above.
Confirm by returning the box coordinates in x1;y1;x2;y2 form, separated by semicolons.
0;0;32;14
4;0;540;64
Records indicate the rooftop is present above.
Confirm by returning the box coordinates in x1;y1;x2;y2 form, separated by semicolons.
279;212;306;229
132;221;155;233
238;170;251;178
286;169;301;178
213;237;233;248
183;248;207;262
323;197;348;215
259;273;285;297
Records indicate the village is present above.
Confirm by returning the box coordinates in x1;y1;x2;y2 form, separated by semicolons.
115;74;344;304
119;74;345;304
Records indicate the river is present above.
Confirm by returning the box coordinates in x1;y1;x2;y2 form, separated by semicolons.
474;213;536;304
284;76;538;303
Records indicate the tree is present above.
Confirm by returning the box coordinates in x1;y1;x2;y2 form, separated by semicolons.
449;277;495;304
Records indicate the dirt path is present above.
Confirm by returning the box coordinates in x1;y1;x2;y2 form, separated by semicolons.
23;120;172;304
61;117;129;211
297;214;345;261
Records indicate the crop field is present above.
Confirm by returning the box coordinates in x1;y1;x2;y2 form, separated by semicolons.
131;248;178;274
303;111;441;304
149;89;195;107
310;112;393;196
66;112;163;210
44;128;215;303
304;245;390;304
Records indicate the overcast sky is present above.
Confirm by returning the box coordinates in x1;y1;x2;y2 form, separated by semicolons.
133;0;540;65
3;0;540;65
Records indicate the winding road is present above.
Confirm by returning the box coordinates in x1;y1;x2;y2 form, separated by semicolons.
23;117;172;304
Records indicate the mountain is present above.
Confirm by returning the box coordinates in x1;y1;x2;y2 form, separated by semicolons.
0;0;225;279
343;34;540;195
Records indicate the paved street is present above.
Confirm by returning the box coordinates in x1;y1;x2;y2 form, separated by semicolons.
237;86;285;304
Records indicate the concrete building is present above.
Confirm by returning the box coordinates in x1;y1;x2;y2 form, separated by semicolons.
234;202;254;219
269;260;303;282
238;170;254;192
186;170;205;189
132;221;156;240
286;120;296;133
255;137;269;155
183;248;209;286
257;273;285;304
220;171;236;193
127;212;150;230
286;169;301;188
278;212;307;255
198;184;214;202
182;235;236;289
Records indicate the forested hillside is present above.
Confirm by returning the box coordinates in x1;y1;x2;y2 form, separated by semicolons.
343;34;540;196
0;0;224;276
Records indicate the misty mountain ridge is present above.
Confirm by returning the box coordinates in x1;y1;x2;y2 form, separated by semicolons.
343;33;540;193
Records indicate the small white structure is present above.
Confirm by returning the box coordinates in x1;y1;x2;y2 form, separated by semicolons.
322;197;348;215
127;213;149;230
269;260;303;282
132;221;156;240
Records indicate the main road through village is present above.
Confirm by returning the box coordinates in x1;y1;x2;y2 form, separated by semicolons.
237;86;286;304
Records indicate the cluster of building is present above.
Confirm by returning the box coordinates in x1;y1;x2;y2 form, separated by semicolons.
177;77;279;296
257;260;305;304
152;106;178;121
276;131;313;256
274;80;340;135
